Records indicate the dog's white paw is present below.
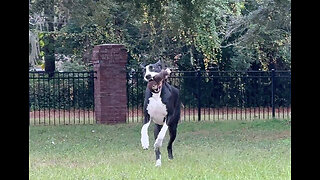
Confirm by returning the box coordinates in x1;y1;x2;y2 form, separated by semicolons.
155;155;162;167
141;135;149;150
154;138;163;149
155;159;162;167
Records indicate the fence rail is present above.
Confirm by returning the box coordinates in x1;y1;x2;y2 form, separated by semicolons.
29;71;96;125
127;69;291;123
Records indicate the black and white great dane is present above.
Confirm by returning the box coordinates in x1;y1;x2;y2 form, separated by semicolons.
140;60;180;167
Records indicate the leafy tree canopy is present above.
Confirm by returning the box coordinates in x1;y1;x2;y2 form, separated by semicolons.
29;0;291;71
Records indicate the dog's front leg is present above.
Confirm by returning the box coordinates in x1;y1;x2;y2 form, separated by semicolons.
154;121;168;149
141;89;152;150
141;120;150;150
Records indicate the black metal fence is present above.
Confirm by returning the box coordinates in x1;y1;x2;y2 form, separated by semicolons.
29;70;291;125
29;71;96;125
127;70;291;122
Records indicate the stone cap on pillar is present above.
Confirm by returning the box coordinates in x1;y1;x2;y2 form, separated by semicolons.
92;44;127;66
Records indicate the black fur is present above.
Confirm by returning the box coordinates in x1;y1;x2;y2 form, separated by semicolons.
142;61;180;162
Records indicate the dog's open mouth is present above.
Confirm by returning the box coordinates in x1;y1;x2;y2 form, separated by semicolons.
149;79;163;93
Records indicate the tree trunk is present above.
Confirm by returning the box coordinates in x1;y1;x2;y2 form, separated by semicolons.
44;0;55;74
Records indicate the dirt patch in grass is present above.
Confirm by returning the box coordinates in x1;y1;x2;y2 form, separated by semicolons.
190;130;211;136
239;129;291;142
270;130;291;140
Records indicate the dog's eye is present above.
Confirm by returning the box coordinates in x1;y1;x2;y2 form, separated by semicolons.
149;66;153;71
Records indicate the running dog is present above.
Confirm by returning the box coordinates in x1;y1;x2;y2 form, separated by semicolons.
140;60;180;167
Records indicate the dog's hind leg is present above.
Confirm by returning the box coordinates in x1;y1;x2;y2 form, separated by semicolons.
167;123;177;160
167;100;180;160
154;124;163;166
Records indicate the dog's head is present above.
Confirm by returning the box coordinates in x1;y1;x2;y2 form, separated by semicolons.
141;60;171;93
140;60;163;82
147;69;170;93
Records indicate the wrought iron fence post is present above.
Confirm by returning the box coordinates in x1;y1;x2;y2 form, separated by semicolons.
271;69;275;118
197;69;201;121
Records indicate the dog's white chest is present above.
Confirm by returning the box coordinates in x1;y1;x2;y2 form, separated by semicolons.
147;93;167;125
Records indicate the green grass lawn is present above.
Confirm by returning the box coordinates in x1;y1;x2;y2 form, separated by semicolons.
29;119;291;180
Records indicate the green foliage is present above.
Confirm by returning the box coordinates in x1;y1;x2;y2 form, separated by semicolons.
29;0;291;71
225;0;291;71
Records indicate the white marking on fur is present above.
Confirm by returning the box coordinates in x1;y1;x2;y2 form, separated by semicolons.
141;121;150;149
146;91;168;125
154;122;168;149
144;65;160;82
155;155;161;167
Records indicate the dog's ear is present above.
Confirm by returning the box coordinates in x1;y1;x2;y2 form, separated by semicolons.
155;59;163;69
139;62;146;69
155;59;161;66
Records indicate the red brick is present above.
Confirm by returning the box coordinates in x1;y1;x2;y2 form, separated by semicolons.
92;44;127;124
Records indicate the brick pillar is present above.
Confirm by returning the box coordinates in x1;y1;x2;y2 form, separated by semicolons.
92;44;127;124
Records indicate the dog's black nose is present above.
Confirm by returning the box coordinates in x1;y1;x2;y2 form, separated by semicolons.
146;74;152;80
